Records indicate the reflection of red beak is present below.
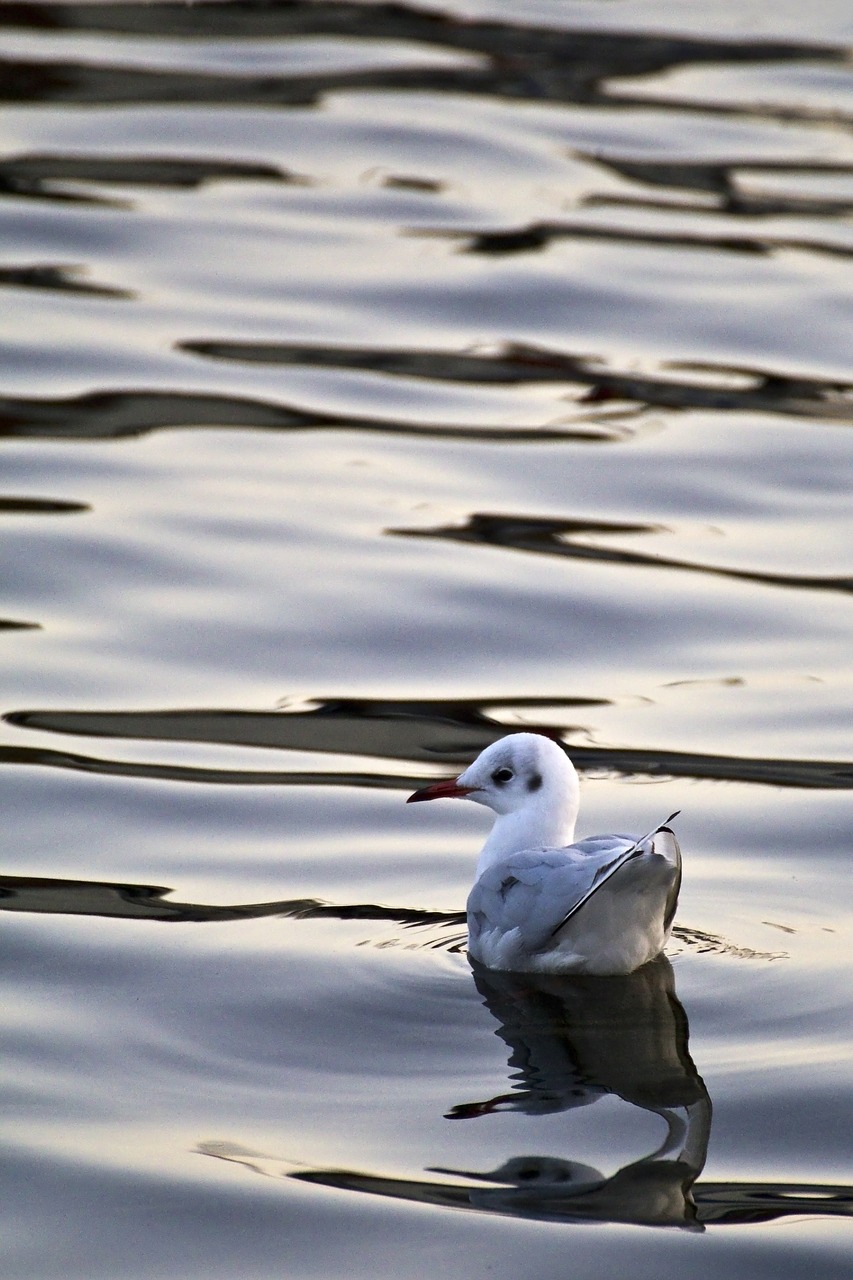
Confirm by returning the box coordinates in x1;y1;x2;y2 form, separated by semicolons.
406;778;476;803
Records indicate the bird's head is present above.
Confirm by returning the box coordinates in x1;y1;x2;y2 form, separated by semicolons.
407;732;579;829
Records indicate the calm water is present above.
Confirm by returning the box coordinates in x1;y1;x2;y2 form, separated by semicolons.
2;2;852;1277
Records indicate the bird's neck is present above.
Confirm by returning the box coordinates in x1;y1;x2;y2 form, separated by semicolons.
475;794;578;878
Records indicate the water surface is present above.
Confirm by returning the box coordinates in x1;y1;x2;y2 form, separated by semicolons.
2;3;851;1277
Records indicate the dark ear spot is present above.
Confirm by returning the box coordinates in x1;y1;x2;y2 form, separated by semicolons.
527;771;542;793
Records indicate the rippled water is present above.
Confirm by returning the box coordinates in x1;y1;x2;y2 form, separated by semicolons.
2;3;852;1277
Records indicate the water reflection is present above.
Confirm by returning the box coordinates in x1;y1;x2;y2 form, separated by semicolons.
0;872;777;962
7;697;853;789
0;870;464;932
588;155;853;218
0;263;131;297
0;496;89;515
0;153;290;205
415;213;853;260
428;221;777;257
3;351;850;442
1;1;842;115
181;340;853;421
391;511;853;596
0;386;614;444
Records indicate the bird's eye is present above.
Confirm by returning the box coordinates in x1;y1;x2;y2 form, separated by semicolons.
491;767;514;785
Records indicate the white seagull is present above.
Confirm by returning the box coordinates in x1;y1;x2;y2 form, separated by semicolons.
407;732;681;975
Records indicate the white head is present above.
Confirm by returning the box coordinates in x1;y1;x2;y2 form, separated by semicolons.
407;733;580;871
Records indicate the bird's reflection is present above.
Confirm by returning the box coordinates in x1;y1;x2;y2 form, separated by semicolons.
429;957;711;1227
277;959;847;1227
453;957;708;1120
200;958;713;1229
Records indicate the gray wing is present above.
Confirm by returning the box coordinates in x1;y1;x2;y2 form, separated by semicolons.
467;837;637;954
467;815;682;955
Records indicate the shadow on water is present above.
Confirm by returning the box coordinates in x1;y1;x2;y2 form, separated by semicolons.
6;698;853;789
195;958;849;1228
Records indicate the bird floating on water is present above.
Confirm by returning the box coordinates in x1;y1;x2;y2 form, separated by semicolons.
407;732;681;975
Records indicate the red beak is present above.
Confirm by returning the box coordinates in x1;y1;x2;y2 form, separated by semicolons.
406;778;476;803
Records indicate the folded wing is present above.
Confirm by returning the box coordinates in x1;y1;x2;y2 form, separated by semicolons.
467;822;681;959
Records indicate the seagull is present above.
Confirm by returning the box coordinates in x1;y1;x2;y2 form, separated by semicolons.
407;733;681;975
